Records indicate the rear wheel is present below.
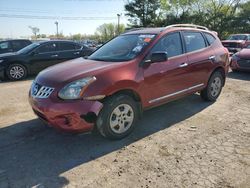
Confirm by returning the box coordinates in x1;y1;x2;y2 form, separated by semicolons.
201;71;224;102
96;94;139;140
6;64;27;81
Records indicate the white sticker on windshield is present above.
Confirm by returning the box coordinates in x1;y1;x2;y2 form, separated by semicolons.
139;34;155;38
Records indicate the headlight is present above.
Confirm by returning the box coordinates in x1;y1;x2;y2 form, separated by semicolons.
58;77;96;100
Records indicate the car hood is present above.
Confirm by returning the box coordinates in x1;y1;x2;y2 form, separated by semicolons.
222;40;245;43
237;49;250;59
37;57;124;85
0;52;18;58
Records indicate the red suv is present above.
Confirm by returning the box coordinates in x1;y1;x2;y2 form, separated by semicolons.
29;24;229;139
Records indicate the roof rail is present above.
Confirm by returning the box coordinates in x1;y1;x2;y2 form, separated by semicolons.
123;27;145;33
165;24;209;31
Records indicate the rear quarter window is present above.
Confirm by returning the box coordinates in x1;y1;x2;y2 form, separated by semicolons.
204;33;216;45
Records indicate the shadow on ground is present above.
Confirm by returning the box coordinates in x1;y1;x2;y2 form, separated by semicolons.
227;71;250;81
0;94;212;188
0;76;35;84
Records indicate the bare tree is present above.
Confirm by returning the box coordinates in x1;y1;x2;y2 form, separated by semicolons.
28;26;40;39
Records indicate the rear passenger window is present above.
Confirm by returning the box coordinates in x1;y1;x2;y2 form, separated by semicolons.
204;33;216;45
183;32;206;53
150;32;183;58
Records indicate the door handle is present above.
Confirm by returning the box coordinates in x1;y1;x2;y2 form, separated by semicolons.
179;63;188;68
51;54;58;57
209;55;216;62
74;52;80;55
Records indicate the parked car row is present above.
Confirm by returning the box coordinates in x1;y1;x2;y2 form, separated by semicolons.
29;24;230;139
222;34;250;54
0;40;94;80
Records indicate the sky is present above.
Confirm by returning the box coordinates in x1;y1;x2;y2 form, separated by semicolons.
0;0;128;38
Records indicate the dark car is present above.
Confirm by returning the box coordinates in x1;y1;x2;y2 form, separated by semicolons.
231;47;250;72
222;34;250;54
29;24;229;140
0;39;32;54
0;40;94;80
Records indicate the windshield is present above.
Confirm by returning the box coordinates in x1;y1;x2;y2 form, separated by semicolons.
88;34;156;62
227;35;247;41
17;43;40;54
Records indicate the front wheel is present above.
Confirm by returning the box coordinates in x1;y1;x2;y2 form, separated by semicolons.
6;64;27;81
200;71;224;102
96;95;139;140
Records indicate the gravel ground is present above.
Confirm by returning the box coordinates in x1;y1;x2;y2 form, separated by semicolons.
0;71;249;188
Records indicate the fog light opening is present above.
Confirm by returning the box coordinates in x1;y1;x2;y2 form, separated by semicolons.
81;112;97;123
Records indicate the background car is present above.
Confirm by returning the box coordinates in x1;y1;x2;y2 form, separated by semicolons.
222;34;250;54
231;47;250;72
0;40;94;80
0;39;32;54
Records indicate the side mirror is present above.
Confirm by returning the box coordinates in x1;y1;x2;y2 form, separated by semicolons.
150;52;168;63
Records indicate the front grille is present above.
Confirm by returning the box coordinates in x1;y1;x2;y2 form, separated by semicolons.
31;82;54;99
238;59;250;68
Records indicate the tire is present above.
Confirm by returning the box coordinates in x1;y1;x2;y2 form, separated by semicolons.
96;94;139;140
6;64;27;81
200;71;224;102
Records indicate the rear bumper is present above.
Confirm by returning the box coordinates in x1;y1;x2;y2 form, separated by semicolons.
29;94;103;133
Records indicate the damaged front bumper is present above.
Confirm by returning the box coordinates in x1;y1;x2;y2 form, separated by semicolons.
29;93;103;133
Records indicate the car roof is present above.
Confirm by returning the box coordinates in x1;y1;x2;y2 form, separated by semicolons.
123;26;215;35
0;39;31;42
35;40;80;45
123;27;165;35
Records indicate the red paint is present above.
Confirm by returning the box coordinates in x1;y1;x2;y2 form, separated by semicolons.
230;48;250;71
29;27;229;133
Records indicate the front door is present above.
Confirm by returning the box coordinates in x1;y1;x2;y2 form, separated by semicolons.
142;32;194;106
29;42;60;73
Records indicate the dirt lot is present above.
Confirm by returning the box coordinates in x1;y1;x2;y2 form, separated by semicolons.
0;71;249;188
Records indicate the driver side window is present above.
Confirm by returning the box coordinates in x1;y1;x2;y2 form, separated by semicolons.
150;32;183;58
36;43;57;54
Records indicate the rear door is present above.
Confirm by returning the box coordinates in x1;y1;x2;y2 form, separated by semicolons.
56;42;82;63
182;31;215;87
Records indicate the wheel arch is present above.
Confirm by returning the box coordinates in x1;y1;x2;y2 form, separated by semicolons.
5;61;30;75
104;88;143;118
208;66;226;86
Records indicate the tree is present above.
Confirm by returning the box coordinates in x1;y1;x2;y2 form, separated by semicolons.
125;0;161;27
159;0;245;38
95;23;125;42
231;1;250;34
28;26;40;39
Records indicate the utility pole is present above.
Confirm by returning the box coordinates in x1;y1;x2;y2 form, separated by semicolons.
117;14;121;35
55;21;59;38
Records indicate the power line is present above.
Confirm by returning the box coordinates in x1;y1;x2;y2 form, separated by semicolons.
0;13;117;20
